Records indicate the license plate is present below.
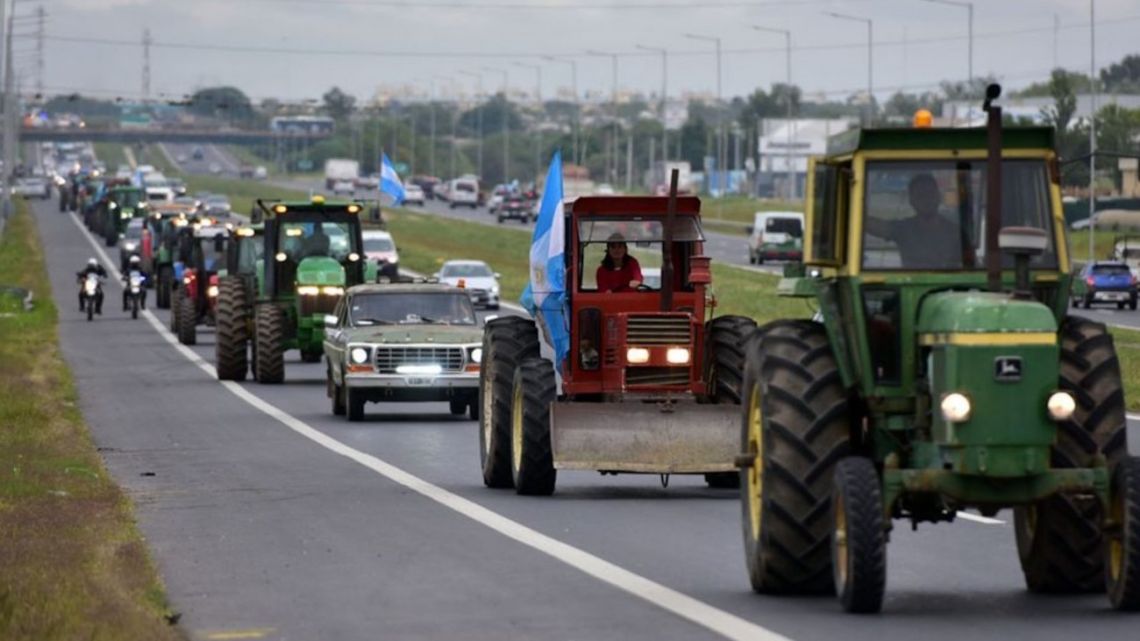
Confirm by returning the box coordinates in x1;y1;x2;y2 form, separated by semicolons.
406;377;436;386
1104;293;1127;301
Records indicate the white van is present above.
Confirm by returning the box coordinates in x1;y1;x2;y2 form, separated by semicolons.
747;211;804;265
448;177;479;209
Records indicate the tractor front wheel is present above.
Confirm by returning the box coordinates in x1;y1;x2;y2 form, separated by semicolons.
832;457;887;614
510;358;556;496
177;295;197;345
479;316;540;489
254;304;286;384
741;320;854;595
215;277;250;381
156;268;172;309
1107;456;1140;610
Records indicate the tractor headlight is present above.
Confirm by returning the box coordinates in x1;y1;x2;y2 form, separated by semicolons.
297;285;320;296
348;252;360;262
321;286;344;296
940;392;972;423
275;252;287;262
350;347;369;364
206;285;219;298
1047;391;1076;421
626;347;650;364
470;347;483;364
666;347;691;365
123;241;138;251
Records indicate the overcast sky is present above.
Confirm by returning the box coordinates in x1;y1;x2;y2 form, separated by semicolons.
26;0;1140;105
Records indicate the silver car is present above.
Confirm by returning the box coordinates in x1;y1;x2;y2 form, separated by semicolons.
436;260;500;310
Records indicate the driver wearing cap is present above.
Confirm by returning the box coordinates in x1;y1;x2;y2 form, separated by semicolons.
596;232;644;293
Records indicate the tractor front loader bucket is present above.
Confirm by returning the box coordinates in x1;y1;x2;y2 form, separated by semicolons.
550;402;738;474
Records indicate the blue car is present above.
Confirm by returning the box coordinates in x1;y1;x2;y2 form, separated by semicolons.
1072;261;1137;310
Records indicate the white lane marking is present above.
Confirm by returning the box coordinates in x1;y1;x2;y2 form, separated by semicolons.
1128;413;1140;422
63;209;792;641
956;512;1005;525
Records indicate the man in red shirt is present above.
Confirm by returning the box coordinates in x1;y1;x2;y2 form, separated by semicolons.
595;234;643;292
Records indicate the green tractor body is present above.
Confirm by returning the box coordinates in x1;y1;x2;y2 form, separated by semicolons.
99;186;146;247
740;86;1140;612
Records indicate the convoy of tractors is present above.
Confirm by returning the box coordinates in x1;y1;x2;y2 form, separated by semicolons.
68;86;1140;614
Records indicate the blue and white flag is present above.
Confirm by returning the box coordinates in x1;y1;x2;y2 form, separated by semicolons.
379;153;405;205
520;151;569;370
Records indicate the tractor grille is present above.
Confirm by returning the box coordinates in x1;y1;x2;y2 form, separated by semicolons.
375;346;465;373
299;294;339;317
626;366;689;387
626;315;691;345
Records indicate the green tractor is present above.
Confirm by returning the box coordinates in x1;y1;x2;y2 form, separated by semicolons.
142;203;197;309
98;185;146;247
214;224;264;380
213;196;377;384
737;85;1140;613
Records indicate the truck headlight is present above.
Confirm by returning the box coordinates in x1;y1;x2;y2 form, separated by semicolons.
666;347;690;364
1047;391;1076;421
626;347;650;364
470;347;483;363
350;347;369;364
940;392;972;423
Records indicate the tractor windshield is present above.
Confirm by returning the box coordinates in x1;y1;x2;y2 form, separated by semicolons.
577;217;702;292
348;293;477;326
113;190;143;209
278;221;360;261
862;159;1057;271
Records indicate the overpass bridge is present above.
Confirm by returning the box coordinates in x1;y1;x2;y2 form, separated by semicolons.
20;126;330;145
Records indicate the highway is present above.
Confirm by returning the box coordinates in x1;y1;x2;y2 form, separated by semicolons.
38;185;1140;639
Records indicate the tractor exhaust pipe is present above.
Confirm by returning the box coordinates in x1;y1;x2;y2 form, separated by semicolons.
983;83;1003;292
661;168;679;312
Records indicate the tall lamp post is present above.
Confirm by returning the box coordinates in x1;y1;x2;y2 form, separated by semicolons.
513;61;543;181
458;70;484;180
482;66;510;184
753;25;795;200
824;12;873;126
1089;0;1097;261
636;44;669;168
684;33;725;199
586;49;619;186
543;55;579;168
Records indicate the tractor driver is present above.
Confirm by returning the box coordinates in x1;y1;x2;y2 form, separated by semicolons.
865;173;975;269
595;233;644;292
301;224;331;259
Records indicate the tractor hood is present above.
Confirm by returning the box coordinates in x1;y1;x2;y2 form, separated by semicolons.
341;324;482;345
296;256;346;286
916;291;1056;338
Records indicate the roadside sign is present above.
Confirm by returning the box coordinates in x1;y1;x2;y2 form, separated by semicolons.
297;159;314;171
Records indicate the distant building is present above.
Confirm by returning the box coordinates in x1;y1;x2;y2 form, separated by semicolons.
757;118;856;199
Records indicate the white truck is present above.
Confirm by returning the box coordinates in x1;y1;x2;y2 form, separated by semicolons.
324;158;360;190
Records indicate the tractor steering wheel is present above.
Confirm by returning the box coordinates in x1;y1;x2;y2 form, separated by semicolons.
636;284;653;292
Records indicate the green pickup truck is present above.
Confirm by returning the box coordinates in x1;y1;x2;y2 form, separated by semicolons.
323;282;486;422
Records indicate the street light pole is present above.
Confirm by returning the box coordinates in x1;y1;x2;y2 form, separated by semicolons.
587;50;619;187
482;66;510;184
685;33;725;198
824;12;873;126
921;0;973;93
514;61;543;181
543;56;579;168
1089;0;1097;262
459;70;484;180
636;44;669;168
753;26;795;200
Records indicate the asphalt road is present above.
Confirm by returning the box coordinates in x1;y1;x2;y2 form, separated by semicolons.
37;182;1140;639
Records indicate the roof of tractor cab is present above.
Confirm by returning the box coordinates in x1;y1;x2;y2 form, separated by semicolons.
826;126;1056;156
347;282;467;296
567;195;701;218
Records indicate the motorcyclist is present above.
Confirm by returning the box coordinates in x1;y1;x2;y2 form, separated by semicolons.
121;255;148;311
76;257;107;314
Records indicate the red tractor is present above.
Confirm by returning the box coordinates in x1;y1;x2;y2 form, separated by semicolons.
479;191;755;495
171;222;229;346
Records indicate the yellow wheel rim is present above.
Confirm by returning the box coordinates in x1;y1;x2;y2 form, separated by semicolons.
747;382;764;539
481;374;494;452
511;377;524;474
835;493;849;587
1110;486;1125;583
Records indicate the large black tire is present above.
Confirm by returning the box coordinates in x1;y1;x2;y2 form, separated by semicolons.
740;320;854;594
177;294;197;345
704;315;757;490
1107;456;1140;610
156;267;172;309
254;304;286;384
511;358;557;496
479;316;540;489
131;296;139;320
215;277;250;381
1015;316;1128;593
169;289;181;333
832;457;887;614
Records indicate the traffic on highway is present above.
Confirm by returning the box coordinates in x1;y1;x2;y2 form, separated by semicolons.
8;3;1140;640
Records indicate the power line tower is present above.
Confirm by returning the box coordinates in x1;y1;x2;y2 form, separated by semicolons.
35;5;44;97
141;28;151;99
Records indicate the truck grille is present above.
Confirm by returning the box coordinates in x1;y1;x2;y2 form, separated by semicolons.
626;366;690;387
375;346;465;373
626;315;691;345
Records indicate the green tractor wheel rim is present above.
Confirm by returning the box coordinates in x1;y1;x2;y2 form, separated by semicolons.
747;382;764;539
511;378;524;473
834;493;849;587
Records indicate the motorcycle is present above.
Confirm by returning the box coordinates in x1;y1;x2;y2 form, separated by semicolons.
125;270;146;320
80;273;103;322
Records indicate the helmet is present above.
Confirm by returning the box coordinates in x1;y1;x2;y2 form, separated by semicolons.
129;255;141;265
87;257;98;267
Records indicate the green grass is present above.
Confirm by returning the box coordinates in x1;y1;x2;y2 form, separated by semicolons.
1110;327;1140;412
0;204;181;640
92;143;127;170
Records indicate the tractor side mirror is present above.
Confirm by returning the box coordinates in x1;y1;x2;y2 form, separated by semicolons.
999;226;1047;296
323;314;338;329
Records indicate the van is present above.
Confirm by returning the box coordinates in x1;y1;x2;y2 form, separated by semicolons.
448;178;479;209
747;211;804;265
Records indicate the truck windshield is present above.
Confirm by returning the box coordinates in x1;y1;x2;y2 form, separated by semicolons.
349;293;477;326
862;159;1057;271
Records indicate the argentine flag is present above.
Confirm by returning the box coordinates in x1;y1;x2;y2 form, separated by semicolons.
379;153;406;205
521;151;569;370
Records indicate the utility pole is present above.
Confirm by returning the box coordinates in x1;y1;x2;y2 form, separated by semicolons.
753;26;795;199
824;13;873;125
459;70;484;180
3;5;15;212
514;61;542;180
429;78;443;178
141;28;152;100
684;34;724;198
482;67;509;184
636;44;669;169
1089;0;1097;262
34;5;44;97
544;56;578;168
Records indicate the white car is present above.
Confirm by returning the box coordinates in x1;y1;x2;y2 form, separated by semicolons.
446;178;479;209
403;184;425;206
436;260;500;309
332;179;355;197
362;230;400;279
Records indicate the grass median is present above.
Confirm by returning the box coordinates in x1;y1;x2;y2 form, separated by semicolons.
0;204;181;640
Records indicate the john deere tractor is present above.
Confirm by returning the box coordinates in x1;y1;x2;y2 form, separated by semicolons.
214;224;263;380
213;196;377;384
737;85;1140;613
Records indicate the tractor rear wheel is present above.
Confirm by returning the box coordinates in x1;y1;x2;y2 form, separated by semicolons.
177;294;197;345
214;277;250;381
254;304;286;384
479;316;540;489
511;358;557;496
156;267;171;309
741;320;854;595
1015;316;1128;593
1107;456;1140;610
832;457;887;613
169;289;181;333
704;315;758;489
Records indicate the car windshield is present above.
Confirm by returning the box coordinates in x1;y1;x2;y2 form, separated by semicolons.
862;159;1057;271
1093;265;1131;276
441;263;492;277
363;237;394;253
350;293;477;326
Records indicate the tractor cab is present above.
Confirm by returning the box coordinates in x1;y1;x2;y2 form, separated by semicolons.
170;222;230;345
100;185;146;247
